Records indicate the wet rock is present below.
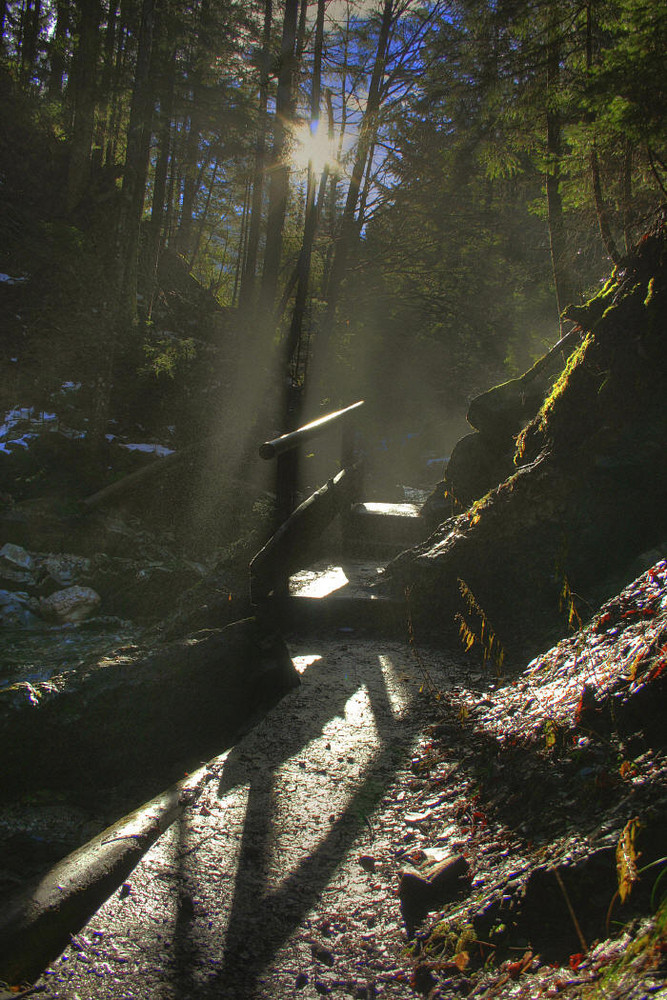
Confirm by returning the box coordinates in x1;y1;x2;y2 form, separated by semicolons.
443;432;514;510
0;542;33;571
311;942;335;966
87;553;204;622
0;589;40;627
42;553;91;587
39;585;101;623
0;542;35;586
400;855;471;933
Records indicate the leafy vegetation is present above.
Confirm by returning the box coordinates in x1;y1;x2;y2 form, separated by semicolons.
0;0;664;477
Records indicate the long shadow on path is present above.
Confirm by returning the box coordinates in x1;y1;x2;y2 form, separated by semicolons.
170;639;426;998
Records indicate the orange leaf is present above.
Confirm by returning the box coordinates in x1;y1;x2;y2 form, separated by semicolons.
453;951;469;971
616;816;642;904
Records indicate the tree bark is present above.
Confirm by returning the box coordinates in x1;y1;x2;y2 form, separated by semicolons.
259;0;299;315
115;0;157;324
66;0;102;212
147;42;176;315
585;1;619;266
323;0;394;326
284;0;326;377
544;14;576;328
239;0;273;312
105;0;130;165
590;146;620;264
20;0;41;85
176;0;211;259
621;140;633;254
48;0;69;98
96;0;119;153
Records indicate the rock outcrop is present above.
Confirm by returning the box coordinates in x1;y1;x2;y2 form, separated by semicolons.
387;221;667;662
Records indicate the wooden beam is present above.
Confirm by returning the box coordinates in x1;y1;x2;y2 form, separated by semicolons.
259;400;364;460
250;464;360;601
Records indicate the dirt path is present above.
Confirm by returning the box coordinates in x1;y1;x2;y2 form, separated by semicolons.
31;631;462;999
17;564;667;999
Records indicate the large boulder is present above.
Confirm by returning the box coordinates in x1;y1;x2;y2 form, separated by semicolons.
426;326;581;515
386;221;667;662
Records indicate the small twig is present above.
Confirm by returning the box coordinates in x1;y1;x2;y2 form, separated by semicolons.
552;867;588;953
177;831;218;858
101;833;146;846
6;985;47;998
605;888;620;933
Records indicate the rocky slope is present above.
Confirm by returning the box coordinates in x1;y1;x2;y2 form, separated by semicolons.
386;221;667;665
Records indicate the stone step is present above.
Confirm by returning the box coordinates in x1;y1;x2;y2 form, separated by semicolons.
264;560;407;632
343;501;425;557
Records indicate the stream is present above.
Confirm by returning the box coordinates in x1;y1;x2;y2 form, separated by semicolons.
0;618;144;691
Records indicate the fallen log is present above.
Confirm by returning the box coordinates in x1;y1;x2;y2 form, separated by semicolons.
81;441;204;511
0;765;213;984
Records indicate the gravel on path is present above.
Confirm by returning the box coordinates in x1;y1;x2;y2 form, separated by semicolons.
30;631;460;1000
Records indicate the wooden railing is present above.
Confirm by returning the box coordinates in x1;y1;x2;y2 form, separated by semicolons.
250;400;365;605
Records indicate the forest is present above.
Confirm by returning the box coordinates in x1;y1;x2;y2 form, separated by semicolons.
0;0;666;997
1;0;664;474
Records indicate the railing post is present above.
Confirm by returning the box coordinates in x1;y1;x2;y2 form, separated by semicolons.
276;448;298;529
341;422;364;505
254;400;365;604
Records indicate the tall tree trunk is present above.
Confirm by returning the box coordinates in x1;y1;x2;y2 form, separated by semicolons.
147;42;176;314
621;140;633;254
239;0;272;312
259;0;299;314
105;0;129;165
21;0;41;84
295;0;308;63
284;0;325;377
176;0;211;259
190;157;219;270
96;0;118;153
233;175;252;307
164;141;178;244
324;0;393;325
590;147;619;264
585;1;619;265
66;0;102;212
88;0;156;454
48;0;69;97
115;0;156;324
0;1;7;51
545;13;575;328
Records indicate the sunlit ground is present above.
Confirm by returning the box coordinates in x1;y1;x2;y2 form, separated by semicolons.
289;564;350;598
38;637;464;997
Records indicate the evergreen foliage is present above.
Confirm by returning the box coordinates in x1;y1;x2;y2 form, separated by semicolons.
0;0;664;461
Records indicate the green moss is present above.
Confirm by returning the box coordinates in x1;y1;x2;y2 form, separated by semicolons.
514;334;594;462
585;899;667;999
537;334;594;431
644;277;655;308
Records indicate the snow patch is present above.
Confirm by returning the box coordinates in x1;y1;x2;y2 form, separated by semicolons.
120;442;175;457
0;273;28;285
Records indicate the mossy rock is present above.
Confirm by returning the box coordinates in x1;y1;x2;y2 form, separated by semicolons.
386;221;667;662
